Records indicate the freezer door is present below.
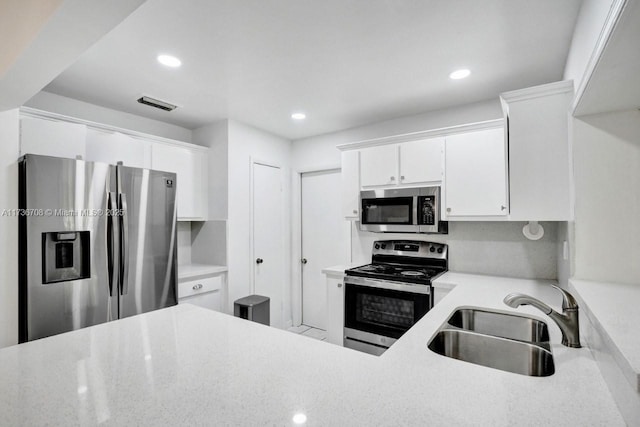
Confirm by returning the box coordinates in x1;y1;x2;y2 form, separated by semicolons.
117;166;177;318
19;155;117;342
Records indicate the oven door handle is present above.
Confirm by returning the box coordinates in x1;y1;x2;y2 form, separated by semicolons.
344;277;432;295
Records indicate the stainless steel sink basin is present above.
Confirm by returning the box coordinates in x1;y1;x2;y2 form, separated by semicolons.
447;308;550;343
428;329;555;377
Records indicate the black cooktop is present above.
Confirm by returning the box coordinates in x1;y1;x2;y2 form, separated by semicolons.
345;263;445;285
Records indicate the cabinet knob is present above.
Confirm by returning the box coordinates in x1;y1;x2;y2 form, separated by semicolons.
256;258;264;264
390;176;395;181
400;175;405;181
501;205;506;211
446;207;451;213
352;209;358;214
337;283;342;288
192;284;203;290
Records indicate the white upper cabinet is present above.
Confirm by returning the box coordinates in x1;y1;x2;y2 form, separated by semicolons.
20;116;86;159
501;80;573;221
360;144;398;187
360;137;444;188
152;143;208;221
444;127;508;218
398;137;444;185
85;129;151;169
341;150;360;219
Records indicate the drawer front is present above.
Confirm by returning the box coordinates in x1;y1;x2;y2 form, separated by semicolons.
178;275;222;298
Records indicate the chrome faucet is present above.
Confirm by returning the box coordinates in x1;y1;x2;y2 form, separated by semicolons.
504;285;581;348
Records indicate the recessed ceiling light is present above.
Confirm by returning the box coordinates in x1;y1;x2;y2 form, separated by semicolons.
449;69;471;80
291;112;306;120
157;54;182;68
292;413;307;424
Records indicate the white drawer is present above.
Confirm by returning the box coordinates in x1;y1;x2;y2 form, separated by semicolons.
178;275;222;298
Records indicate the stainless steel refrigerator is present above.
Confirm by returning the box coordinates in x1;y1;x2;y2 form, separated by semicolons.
19;154;178;342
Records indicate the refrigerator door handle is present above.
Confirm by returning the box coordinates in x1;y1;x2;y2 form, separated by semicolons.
118;193;129;295
106;192;118;297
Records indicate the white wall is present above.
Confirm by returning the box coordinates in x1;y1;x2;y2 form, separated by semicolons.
25;91;193;143
563;0;616;90
291;98;559;280
226;120;293;322
572;110;640;284
0;109;20;348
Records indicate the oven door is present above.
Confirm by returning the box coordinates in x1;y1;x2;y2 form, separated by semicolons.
344;277;432;341
360;188;419;233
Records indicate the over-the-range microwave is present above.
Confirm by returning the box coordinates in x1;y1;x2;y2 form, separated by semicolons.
359;186;448;234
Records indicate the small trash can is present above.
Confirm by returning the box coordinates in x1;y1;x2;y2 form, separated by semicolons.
234;295;270;326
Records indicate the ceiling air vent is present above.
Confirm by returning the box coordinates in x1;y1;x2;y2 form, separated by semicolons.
137;96;177;112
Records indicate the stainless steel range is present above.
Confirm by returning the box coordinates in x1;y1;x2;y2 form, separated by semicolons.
344;240;447;355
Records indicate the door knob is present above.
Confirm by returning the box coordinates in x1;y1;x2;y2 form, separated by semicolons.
301;258;308;264
256;258;264;264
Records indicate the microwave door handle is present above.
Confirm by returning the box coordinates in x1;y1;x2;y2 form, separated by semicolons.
106;192;118;297
118;193;129;296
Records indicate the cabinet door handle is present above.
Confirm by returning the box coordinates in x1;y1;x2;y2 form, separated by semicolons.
256;258;264;264
337;283;342;288
192;284;203;290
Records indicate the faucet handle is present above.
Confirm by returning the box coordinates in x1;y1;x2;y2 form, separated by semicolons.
551;285;579;311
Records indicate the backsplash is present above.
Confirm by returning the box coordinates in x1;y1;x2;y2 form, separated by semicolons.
352;221;558;280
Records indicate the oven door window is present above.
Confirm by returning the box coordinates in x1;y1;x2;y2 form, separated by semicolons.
345;284;430;339
361;197;413;225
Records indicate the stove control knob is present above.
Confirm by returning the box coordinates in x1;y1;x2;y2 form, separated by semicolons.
437;248;443;254
375;244;380;249
429;246;435;253
381;244;386;249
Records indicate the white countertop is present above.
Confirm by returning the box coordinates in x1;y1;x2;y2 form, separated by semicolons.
0;272;625;425
177;263;227;280
570;278;640;392
320;264;359;275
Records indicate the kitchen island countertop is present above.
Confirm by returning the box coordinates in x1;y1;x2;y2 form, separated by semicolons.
0;272;625;425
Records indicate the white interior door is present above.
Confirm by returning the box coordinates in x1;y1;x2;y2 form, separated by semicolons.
252;162;285;328
301;169;348;330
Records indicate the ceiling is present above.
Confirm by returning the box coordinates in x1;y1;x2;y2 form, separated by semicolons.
43;0;583;140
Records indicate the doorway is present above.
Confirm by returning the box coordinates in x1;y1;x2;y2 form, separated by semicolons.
301;169;348;329
252;162;285;328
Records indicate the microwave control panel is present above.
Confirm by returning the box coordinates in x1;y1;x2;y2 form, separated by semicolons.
419;196;435;225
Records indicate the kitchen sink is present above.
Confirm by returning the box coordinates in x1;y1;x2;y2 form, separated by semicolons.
428;307;554;377
447;308;550;343
428;329;555;377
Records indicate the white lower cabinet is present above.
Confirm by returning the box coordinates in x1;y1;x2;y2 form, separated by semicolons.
444;126;508;218
326;273;345;346
178;274;224;312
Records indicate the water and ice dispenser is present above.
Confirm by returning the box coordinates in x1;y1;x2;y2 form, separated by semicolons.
42;231;90;284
